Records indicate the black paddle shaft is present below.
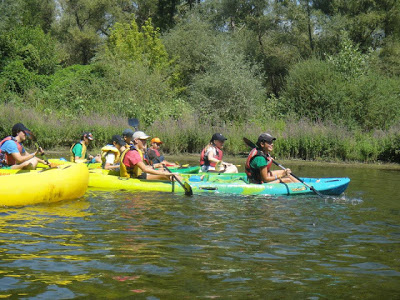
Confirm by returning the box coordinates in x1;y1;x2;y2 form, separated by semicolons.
242;137;324;198
164;166;193;196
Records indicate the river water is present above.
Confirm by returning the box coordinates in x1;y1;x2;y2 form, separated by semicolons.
0;161;399;299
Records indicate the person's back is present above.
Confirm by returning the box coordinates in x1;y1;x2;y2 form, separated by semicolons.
101;135;125;170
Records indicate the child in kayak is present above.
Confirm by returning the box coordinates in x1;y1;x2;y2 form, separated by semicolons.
147;137;178;167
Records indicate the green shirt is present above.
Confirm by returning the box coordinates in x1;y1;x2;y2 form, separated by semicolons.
250;155;268;171
72;143;84;158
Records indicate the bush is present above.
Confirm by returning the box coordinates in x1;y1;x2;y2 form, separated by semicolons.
189;41;268;124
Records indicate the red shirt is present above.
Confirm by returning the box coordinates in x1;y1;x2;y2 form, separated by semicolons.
123;150;142;168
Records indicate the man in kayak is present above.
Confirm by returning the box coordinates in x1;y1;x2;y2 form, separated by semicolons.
70;132;101;163
120;131;179;180
245;133;298;184
200;133;238;173
101;135;126;170
147;137;178;167
0;123;49;169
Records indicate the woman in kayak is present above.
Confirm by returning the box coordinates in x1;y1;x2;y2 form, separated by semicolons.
70;132;101;163
101;135;126;170
200;133;238;173
120;131;179;180
245;133;298;184
0;123;49;169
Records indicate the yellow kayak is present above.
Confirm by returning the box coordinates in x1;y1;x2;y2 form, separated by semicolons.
0;164;89;206
37;158;101;169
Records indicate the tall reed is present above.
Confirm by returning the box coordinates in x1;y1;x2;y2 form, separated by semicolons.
1;105;399;163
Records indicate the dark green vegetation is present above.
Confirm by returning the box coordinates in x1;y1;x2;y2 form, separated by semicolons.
1;0;400;163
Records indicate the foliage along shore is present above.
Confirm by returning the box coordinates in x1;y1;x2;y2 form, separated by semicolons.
1;105;399;164
1;1;400;165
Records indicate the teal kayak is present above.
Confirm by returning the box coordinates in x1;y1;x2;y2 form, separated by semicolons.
186;176;350;196
89;169;350;196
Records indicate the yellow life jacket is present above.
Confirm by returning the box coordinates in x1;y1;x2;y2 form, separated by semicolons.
120;146;143;178
101;145;120;167
70;141;87;162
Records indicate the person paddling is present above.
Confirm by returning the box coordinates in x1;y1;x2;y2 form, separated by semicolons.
101;135;126;170
0;123;49;169
120;131;179;181
200;133;238;173
245;133;299;184
70;132;101;163
147;137;178;167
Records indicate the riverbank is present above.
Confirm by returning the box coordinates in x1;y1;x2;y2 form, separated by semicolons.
45;149;400;170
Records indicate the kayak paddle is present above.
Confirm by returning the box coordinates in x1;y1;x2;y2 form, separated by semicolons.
30;131;53;168
164;166;193;196
243;137;324;198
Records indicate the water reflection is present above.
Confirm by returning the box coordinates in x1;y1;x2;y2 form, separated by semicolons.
0;164;399;298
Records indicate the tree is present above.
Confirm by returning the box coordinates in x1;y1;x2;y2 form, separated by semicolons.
162;13;220;89
0;0;55;33
104;18;169;70
53;0;137;65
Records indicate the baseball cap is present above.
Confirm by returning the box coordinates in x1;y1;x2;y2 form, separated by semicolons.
111;135;126;146
133;131;150;140
257;133;276;144
83;132;94;140
122;128;134;138
12;123;32;138
151;137;163;144
211;133;227;142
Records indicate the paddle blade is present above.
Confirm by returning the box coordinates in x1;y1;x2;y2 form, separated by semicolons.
184;182;193;196
128;118;139;130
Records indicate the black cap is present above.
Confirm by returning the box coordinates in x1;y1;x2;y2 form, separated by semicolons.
83;132;94;140
211;133;227;142
122;128;134;138
12;123;32;138
111;135;126;146
257;133;276;145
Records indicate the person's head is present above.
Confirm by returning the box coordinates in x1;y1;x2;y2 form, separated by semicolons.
150;137;163;149
12;123;33;142
82;132;94;145
256;133;276;152
133;131;150;150
122;128;134;145
210;133;227;149
111;135;126;152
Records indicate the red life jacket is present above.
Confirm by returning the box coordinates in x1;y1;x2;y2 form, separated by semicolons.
200;145;223;167
147;148;164;165
0;136;23;166
245;148;272;183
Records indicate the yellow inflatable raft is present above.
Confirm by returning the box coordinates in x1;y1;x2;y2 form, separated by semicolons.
0;164;89;206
